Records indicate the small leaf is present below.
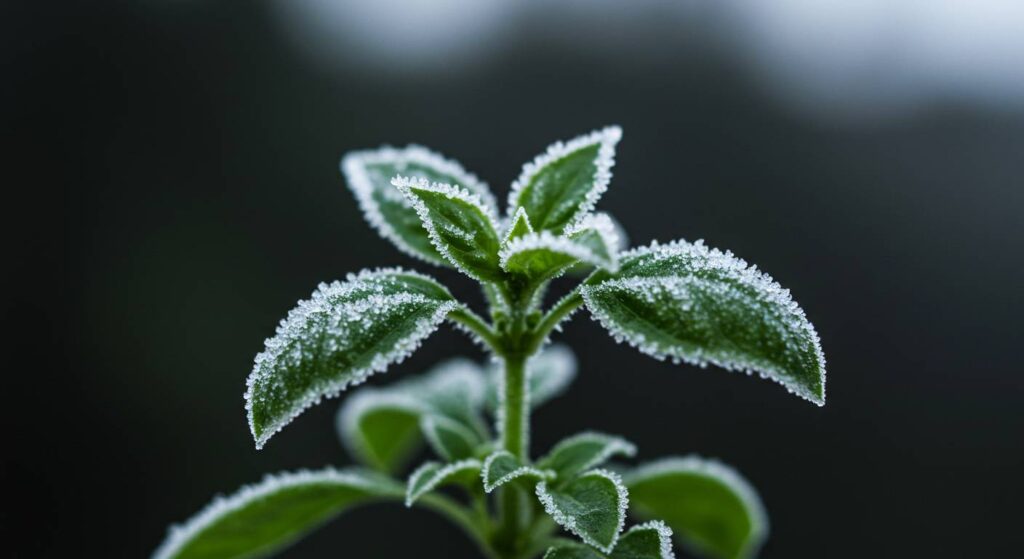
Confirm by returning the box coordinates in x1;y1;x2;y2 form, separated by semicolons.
612;522;676;559
405;459;482;506
582;239;826;405
624;456;767;559
538;432;637;482
421;414;481;461
481;450;555;493
394;176;503;281
508;126;622;233
503;206;536;246
342;145;497;265
486;344;577;411
246;268;459;449
544;521;676;559
566;213;621;271
152;468;402;559
500;228;618;283
536;469;629;553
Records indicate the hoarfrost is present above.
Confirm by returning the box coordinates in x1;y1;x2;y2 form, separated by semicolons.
405;458;482;507
480;450;555;493
535;468;629;554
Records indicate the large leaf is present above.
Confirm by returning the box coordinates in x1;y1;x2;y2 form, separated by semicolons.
537;432;637;483
341;145;496;265
536;469;629;553
508;126;621;233
394;176;504;281
624;457;767;559
152;468;402;559
544;521;676;559
481;450;555;493
246;268;459;449
582;239;826;405
337;357;488;473
405;459;482;506
485;344;577;412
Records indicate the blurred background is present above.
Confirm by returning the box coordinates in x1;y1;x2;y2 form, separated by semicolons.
5;0;1023;556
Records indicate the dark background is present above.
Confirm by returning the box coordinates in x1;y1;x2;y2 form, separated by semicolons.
5;1;1023;557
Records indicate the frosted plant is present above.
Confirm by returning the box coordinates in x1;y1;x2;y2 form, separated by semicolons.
154;126;826;559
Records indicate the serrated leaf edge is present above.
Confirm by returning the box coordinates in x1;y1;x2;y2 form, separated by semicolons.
393;176;503;281
480;450;556;493
405;458;482;507
507;126;622;232
536;468;630;554
581;239;826;406
153;467;400;559
245;267;460;449
624;455;769;552
341;145;496;264
539;431;638;475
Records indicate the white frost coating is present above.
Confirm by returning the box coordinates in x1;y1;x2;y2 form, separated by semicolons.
499;231;610;275
625;521;676;559
535;469;629;554
581;239;826;406
405;459;482;507
625;455;769;545
245;267;460;449
480;450;555;493
540;431;637;473
502;206;535;246
567;212;621;271
152;467;395;559
342;145;496;264
393;176;502;280
507;126;622;232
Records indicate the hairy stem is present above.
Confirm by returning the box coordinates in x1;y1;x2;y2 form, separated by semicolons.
528;289;584;354
450;307;502;349
501;351;529;459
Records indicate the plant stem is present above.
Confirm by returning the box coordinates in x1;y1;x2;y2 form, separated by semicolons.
450;307;502;349
528;289;584;354
501;351;529;459
420;493;499;559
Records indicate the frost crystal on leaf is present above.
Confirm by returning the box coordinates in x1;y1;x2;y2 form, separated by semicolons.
152;467;401;559
245;268;459;449
536;469;630;554
617;521;676;559
481;450;555;493
405;459;482;507
508;126;622;233
582;239;826;405
342;145;496;264
538;431;637;481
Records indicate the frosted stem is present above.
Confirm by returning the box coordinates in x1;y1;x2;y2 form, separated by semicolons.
501;352;529;459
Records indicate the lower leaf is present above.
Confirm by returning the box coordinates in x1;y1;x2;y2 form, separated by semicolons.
405;459;482;506
536;469;629;553
152;468;402;559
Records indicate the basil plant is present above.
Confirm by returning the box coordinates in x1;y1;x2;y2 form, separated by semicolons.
154;127;826;559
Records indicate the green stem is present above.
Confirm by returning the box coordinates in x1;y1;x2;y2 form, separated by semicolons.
501;351;529;459
528;289;584;355
420;494;499;559
450;307;502;350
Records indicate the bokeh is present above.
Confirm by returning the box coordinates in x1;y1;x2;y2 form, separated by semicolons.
6;0;1023;556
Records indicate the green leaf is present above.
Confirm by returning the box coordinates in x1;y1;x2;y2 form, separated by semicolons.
536;469;629;553
394;176;504;281
485;344;577;411
624;457;767;559
537;432;637;482
153;468;402;559
337;357;488;472
566;213;621;271
245;268;459;449
582;239;826;405
544;521;676;559
342;145;497;265
508;126;621;233
421;414;481;461
405;459;482;506
500;228;618;283
502;206;536;246
481;450;555;493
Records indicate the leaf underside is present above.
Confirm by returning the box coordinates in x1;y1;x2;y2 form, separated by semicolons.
583;240;826;405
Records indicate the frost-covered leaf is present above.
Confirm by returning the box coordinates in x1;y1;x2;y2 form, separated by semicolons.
503;206;535;247
337;357;488;472
566;213;620;271
394;176;503;281
481;450;555;493
485;344;577;411
624;457;767;559
153;468;402;559
342;145;496;265
246;268;459;449
582;240;826;405
544;521;675;559
508;126;621;233
421;414;482;462
536;469;629;553
538;432;637;483
500;226;617;283
405;459;482;507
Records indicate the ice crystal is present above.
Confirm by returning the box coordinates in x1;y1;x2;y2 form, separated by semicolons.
480;450;555;493
535;469;629;554
405;459;482;507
